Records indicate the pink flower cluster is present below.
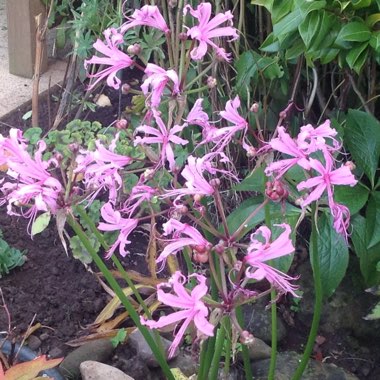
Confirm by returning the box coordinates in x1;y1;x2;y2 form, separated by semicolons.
265;121;357;240
0;129;63;231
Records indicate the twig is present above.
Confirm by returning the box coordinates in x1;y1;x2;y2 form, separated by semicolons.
348;72;372;114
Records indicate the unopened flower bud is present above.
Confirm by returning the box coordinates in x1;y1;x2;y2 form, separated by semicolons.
143;168;155;180
265;180;288;202
69;143;79;153
115;119;128;129
250;102;259;113
193;251;209;263
178;205;188;214
194;194;203;203
179;32;188;41
210;178;221;188
54;152;63;162
294;197;303;206
198;205;206;216
168;0;177;8
240;331;255;345
279;110;286;119
121;83;131;94
127;43;141;56
214;243;225;255
246;146;256;157
345;161;356;171
207;76;217;89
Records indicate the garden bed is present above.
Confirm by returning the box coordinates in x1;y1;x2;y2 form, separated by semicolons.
0;86;380;380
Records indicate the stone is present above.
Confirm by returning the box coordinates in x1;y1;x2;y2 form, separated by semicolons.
59;339;114;378
242;299;286;344
250;351;359;380
80;361;135;380
169;351;198;377
128;330;178;368
237;337;271;361
27;335;41;351
49;347;64;359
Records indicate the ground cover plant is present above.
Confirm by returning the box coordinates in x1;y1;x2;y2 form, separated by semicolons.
1;0;380;379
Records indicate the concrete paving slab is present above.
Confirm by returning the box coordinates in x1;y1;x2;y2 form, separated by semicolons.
0;0;67;118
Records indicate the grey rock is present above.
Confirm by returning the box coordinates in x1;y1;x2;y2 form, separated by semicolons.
237;337;271;361
39;332;50;341
27;335;41;351
128;330;178;368
80;361;134;380
59;339;114;378
49;347;64;359
169;351;198;377
251;351;359;380
243;299;286;343
297;261;380;339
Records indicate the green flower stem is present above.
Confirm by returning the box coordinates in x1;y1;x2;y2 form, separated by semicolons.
185;85;209;95
67;215;174;380
198;336;216;380
268;289;278;380
74;206;151;318
235;306;253;380
223;318;232;376
209;320;226;380
291;204;322;380
184;61;213;90
266;202;277;380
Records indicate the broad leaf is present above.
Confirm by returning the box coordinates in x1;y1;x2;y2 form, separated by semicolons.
345;43;368;73
234;167;266;193
345;109;380;187
366;192;380;249
351;214;380;286
334;183;369;215
31;212;51;236
364;301;380;320
311;213;349;298
336;21;371;44
299;11;321;49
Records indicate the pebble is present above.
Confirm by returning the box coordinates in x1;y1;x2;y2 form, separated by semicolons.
59;339;114;378
39;332;50;341
49;347;64;358
27;335;42;351
80;361;135;380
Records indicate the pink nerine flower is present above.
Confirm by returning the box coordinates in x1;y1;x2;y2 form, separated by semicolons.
141;271;214;358
141;64;180;108
331;202;351;242
244;224;298;296
184;2;238;61
98;202;138;259
156;219;212;265
120;5;169;34
84;28;134;90
296;120;340;154
296;151;357;208
134;110;188;171
185;98;210;129
265;126;311;178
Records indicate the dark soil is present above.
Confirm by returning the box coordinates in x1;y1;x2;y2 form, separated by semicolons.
0;84;380;379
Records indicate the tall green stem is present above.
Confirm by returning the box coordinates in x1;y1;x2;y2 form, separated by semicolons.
67;214;174;380
266;203;277;380
291;204;323;380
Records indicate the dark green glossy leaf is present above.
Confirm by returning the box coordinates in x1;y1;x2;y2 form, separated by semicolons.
299;11;321;49
370;31;380;51
334;183;369;215
336;21;371;44
346;42;369;73
234;167;266;193
311;213;349;298
260;33;280;52
345;109;380;187
366;192;380;249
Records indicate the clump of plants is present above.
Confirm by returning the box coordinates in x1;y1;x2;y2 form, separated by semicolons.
0;1;377;379
0;231;26;278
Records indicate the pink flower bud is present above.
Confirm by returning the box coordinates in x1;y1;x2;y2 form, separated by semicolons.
127;43;142;56
121;83;131;94
115;119;128;129
250;103;259;113
345;161;356;171
193;251;209;263
194;194;203;203
240;331;255;345
210;178;221;188
207;76;217;89
179;32;188;41
265;180;288;202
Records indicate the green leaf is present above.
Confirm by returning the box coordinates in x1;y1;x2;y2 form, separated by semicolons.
260;33;280;52
336;21;371;45
56;24;66;49
366;192;380;249
345;109;380;187
370;31;380;51
285;38;305;60
251;0;274;13
351;214;380;286
311;213;349;298
298;11;321;49
23;127;43;145
366;13;380;28
309;11;336;51
334;183;369;215
271;0;293;23
346;43;369;73
227;197;301;238
364;301;380;320
31;212;51;236
352;0;372;9
273;8;303;38
22;110;32;121
319;48;339;64
234;167;266;193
